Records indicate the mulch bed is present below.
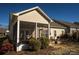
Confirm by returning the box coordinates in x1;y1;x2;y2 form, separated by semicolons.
5;46;55;55
23;46;55;55
1;41;79;55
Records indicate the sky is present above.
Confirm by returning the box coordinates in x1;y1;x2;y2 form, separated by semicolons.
0;3;79;27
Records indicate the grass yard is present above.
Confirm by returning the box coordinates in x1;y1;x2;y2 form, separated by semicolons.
5;42;79;55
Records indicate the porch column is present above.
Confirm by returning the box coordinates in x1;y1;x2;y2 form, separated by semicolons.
17;20;20;51
48;24;50;39
35;22;37;39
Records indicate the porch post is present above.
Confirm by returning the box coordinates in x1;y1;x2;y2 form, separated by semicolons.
17;20;20;51
35;22;37;39
48;24;50;39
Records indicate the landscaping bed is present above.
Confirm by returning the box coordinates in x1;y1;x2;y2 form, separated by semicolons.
0;36;79;55
4;42;79;55
5;46;55;55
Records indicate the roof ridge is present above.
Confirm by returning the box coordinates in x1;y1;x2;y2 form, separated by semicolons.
13;6;39;16
13;6;53;22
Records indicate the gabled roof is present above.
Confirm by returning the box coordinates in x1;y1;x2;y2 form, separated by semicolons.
13;6;53;22
53;19;79;28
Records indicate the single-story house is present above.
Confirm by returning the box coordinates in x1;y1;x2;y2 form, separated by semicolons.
9;6;79;51
53;20;79;34
50;21;66;39
9;6;52;51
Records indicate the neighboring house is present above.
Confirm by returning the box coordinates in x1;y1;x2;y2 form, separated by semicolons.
53;20;79;34
50;21;66;39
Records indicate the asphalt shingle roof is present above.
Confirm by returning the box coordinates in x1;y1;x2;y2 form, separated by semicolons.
53;20;79;28
50;22;66;28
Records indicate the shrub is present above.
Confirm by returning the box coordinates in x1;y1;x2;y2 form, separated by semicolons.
59;31;79;42
40;37;49;49
60;33;70;39
0;36;8;50
0;42;14;54
72;31;79;42
0;38;4;47
28;37;41;51
59;33;72;42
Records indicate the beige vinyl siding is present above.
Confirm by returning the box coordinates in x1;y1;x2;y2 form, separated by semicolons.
50;28;65;39
70;28;77;34
18;10;49;24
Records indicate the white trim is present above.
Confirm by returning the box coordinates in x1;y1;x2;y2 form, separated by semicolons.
48;24;50;39
17;20;20;52
17;20;20;44
13;6;53;22
35;22;37;39
13;6;39;16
